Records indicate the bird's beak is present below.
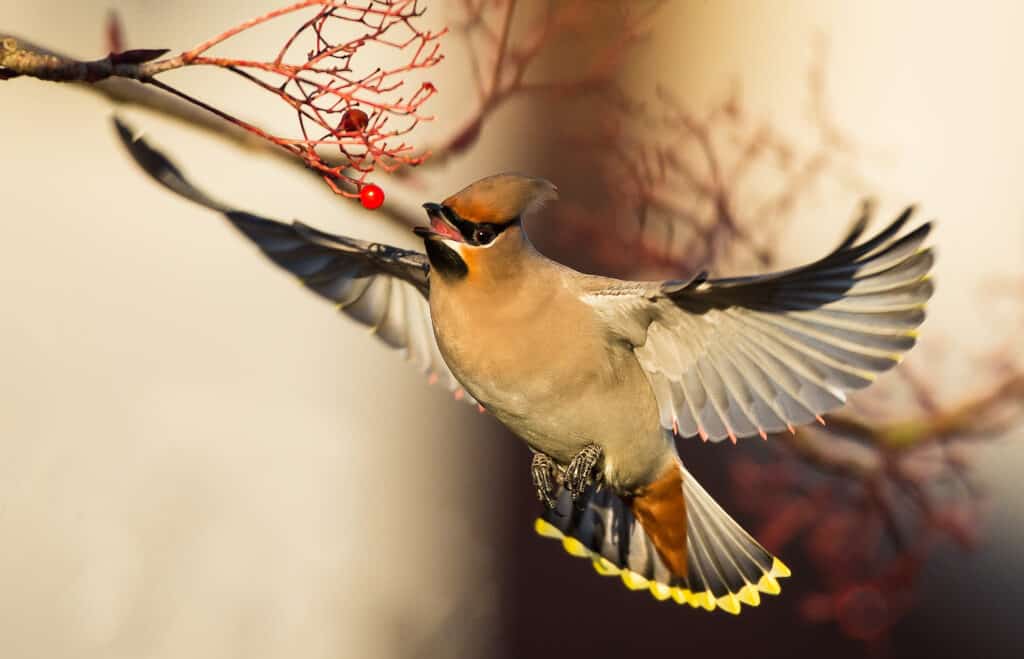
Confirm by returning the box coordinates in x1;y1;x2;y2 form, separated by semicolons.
415;202;464;242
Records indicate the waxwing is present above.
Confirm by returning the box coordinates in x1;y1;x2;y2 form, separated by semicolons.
118;123;934;614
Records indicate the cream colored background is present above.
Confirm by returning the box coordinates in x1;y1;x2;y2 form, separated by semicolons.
2;2;509;657
2;1;1023;657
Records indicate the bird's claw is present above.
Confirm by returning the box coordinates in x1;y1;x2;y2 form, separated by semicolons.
565;443;603;501
531;452;558;509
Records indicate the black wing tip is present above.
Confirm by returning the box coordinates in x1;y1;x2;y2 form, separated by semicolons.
111;116;232;213
112;115;179;181
908;219;933;243
112;115;134;144
877;204;915;237
840;205;932;261
867;217;934;258
842;198;877;244
896;203;917;221
880;206;929;237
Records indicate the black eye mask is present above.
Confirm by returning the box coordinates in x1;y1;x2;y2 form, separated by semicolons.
441;205;519;246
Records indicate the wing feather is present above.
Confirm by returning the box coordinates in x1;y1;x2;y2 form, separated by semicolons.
587;207;934;442
115;118;474;405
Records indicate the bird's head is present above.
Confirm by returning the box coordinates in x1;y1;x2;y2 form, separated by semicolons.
414;173;557;281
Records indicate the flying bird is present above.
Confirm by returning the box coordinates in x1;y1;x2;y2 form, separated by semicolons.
114;119;934;614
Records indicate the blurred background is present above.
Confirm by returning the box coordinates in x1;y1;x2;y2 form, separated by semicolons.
1;1;1022;658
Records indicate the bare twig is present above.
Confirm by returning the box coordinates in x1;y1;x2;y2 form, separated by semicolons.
3;1;446;199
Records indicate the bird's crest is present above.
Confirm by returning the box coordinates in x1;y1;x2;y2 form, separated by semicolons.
442;173;557;224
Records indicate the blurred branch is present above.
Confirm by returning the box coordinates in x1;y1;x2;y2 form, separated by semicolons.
548;47;866;278
730;259;1024;642
731;329;1024;641
411;0;663;169
808;369;1024;455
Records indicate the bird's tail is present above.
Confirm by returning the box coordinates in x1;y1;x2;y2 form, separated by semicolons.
535;458;789;614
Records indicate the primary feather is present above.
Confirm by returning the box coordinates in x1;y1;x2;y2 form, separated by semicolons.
584;208;934;443
114;118;473;403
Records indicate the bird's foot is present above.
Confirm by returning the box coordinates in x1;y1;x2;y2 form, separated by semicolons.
531;452;558;509
565;443;603;501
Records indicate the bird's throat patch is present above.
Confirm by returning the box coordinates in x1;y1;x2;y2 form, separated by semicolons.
424;238;468;280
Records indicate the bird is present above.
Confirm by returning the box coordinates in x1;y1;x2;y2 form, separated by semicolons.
114;118;935;615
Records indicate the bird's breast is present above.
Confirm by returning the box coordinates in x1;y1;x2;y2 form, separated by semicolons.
428;275;660;471
431;282;601;412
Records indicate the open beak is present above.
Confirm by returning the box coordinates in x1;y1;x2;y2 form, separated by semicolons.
414;202;464;242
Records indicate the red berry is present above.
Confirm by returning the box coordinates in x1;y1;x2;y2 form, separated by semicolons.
339;108;369;133
359;183;385;210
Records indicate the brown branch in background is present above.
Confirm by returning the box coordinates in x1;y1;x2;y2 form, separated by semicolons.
0;37;174;81
721;258;1024;642
411;0;663;168
549;41;867;279
728;312;1024;642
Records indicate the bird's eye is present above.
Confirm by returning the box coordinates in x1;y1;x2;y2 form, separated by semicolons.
473;225;496;245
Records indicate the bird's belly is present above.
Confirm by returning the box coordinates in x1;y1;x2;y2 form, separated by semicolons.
440;328;667;487
487;380;643;465
443;336;600;456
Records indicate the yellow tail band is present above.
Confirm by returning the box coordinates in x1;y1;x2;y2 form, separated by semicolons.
534;518;791;615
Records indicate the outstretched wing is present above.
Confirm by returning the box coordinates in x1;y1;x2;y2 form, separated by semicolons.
585;206;934;442
114;118;474;403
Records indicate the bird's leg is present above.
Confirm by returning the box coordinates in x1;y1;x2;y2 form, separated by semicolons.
565;443;604;501
531;452;558;509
